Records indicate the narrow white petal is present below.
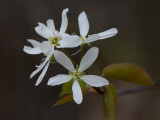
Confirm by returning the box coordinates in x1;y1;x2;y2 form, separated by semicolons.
85;34;99;43
35;22;52;39
60;8;69;35
35;61;50;86
82;75;109;87
72;80;83;104
23;46;41;54
30;46;54;78
97;28;118;39
30;62;46;79
40;41;52;55
47;19;55;33
54;50;74;72
58;35;82;48
78;11;89;37
47;74;72;86
61;32;70;38
79;47;99;72
27;39;41;48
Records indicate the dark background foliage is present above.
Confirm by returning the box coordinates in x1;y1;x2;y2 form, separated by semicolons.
0;0;160;120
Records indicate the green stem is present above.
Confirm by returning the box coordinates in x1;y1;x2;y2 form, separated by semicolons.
80;47;83;61
61;48;77;66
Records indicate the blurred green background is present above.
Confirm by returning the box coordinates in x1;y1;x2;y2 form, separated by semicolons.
0;0;160;120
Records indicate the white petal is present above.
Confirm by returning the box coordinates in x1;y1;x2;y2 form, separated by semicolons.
27;39;41;48
35;61;50;86
57;35;82;48
82;75;109;87
61;32;70;38
47;19;55;33
23;46;41;54
72;80;83;104
85;34;99;43
35;22;52;39
97;28;118;39
30;46;54;78
78;47;99;72
47;74;72;86
40;41;52;55
60;8;69;35
78;11;89;37
54;50;74;72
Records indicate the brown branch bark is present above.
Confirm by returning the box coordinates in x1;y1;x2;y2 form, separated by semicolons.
117;80;160;96
96;80;160;96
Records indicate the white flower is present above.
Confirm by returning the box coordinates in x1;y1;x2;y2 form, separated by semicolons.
77;11;118;44
23;8;81;86
47;47;109;104
35;8;81;48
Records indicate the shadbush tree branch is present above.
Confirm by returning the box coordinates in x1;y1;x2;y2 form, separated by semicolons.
96;79;160;96
117;80;160;96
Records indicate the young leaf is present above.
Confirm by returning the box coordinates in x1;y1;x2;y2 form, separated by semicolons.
104;84;117;120
54;87;90;107
103;63;154;86
54;93;73;107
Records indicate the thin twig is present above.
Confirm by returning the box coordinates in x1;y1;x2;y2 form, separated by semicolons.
96;80;160;96
117;80;160;96
80;47;83;61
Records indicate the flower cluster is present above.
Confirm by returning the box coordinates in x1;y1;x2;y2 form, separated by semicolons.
24;8;118;104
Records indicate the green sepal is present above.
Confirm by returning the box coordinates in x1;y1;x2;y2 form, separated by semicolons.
78;80;87;89
49;55;55;61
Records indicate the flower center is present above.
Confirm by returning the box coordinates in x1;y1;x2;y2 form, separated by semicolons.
49;36;61;46
70;70;85;80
